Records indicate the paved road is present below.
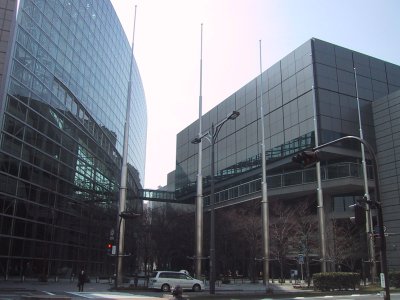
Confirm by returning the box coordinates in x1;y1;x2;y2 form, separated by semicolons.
0;280;168;299
1;278;398;300
0;288;166;300
0;289;395;300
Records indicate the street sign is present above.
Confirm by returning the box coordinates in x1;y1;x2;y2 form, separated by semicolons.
298;254;304;264
380;272;385;288
374;225;387;234
112;245;116;255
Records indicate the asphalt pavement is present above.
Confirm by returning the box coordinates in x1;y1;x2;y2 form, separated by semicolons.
0;277;329;299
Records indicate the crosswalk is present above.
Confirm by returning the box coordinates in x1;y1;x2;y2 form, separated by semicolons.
67;291;164;299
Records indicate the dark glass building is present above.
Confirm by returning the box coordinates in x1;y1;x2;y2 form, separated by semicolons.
0;0;147;278
373;89;400;270
175;38;400;271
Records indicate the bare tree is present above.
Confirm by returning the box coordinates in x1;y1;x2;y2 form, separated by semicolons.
148;204;194;272
292;199;319;286
136;207;155;276
148;205;169;269
213;200;262;282
269;201;297;282
327;218;363;272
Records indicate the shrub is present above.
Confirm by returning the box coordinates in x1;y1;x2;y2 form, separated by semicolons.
313;272;360;291
389;271;400;288
38;275;48;282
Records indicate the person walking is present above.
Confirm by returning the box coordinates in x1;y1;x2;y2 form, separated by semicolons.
77;268;86;292
170;285;187;300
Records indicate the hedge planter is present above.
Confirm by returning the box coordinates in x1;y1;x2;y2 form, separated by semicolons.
313;272;360;291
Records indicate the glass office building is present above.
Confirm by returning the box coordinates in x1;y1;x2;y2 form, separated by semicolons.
373;89;400;270
176;38;400;269
0;0;147;278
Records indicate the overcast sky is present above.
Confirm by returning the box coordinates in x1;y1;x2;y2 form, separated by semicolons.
110;0;400;189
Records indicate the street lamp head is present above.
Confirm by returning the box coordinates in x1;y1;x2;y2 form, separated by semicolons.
119;211;140;220
292;150;320;167
228;111;240;120
191;137;202;144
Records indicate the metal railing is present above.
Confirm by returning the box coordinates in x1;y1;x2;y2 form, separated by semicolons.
204;162;372;206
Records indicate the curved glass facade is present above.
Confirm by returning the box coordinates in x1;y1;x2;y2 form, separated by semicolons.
0;0;147;277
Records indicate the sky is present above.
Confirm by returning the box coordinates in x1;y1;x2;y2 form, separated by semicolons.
110;0;400;190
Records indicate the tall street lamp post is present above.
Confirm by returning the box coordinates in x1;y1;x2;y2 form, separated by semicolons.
117;3;137;290
195;23;204;280
191;111;240;295
115;211;140;289
311;136;390;300
354;67;376;280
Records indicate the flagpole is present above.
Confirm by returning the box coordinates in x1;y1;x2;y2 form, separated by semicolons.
259;40;270;287
195;23;204;280
354;67;376;282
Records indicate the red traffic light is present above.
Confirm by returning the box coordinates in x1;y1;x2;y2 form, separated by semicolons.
107;243;112;249
292;150;320;167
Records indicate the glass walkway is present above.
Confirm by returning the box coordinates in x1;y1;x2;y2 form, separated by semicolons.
138;162;372;205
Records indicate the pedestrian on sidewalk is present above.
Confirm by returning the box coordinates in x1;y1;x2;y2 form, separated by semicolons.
170;285;186;300
77;268;86;292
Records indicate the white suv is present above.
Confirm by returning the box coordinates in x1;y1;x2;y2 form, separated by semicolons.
148;271;204;292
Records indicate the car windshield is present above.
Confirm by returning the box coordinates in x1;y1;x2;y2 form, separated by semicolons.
150;272;158;278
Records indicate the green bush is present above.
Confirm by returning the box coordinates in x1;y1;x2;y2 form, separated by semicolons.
313;272;360;291
389;271;400;288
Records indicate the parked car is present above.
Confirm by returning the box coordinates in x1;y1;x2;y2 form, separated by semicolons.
148;271;204;292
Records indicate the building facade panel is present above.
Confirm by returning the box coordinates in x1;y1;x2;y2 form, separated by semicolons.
0;0;147;278
0;0;17;107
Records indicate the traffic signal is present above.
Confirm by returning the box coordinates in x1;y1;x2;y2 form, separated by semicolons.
292;150;320;167
106;243;113;254
354;204;366;228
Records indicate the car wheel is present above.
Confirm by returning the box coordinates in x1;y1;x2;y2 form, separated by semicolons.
161;284;170;292
192;284;201;292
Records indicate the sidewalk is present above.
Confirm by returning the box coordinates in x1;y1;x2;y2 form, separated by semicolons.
206;279;308;292
0;276;311;293
0;277;112;293
0;277;390;300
